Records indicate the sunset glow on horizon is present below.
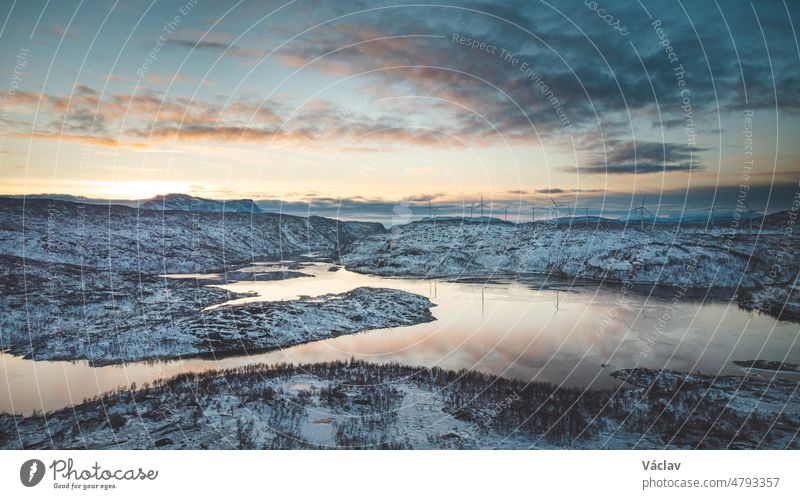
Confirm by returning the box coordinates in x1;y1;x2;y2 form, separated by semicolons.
1;0;798;219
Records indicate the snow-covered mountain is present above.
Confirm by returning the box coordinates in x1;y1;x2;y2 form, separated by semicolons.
137;193;263;213
0;198;416;367
1;193;264;213
0;197;385;274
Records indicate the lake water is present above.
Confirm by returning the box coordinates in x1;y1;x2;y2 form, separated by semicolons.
2;261;799;415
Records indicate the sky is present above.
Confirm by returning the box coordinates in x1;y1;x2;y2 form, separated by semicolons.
0;0;798;222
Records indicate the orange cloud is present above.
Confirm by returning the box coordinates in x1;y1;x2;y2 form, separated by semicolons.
17;132;148;149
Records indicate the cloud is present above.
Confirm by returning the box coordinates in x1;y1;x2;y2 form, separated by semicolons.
10;85;475;150
405;193;445;202
604;141;707;165
164;38;268;59
565;141;705;175
8;2;800;161
8;86;290;148
73;84;96;96
273;1;800;153
4;91;42;110
18;132;148;149
505;188;609;195
570;163;699;175
141;73;194;85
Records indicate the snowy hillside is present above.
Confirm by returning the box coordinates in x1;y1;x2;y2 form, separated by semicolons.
3;360;796;449
342;218;800;319
0;198;406;366
0;198;385;274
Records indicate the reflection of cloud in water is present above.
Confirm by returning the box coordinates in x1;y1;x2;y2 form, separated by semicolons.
247;266;799;390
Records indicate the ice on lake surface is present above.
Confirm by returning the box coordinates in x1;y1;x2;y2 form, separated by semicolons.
2;262;799;415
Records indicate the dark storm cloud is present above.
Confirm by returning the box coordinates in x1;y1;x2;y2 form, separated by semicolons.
572;163;697;175
534;188;604;193
604;141;707;164
274;0;800;151
9;0;800;185
565;140;705;175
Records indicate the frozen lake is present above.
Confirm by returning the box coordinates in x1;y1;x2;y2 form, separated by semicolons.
2;261;799;415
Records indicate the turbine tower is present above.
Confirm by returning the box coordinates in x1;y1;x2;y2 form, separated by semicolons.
742;200;760;234
475;195;489;218
632;196;654;230
704;202;720;228
550;198;560;225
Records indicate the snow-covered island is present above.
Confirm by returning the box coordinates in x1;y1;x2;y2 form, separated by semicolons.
0;256;434;365
2;360;796;449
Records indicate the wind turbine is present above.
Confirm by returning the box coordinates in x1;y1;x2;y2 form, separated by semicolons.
475;195;489;218
704;202;720;229
531;204;536;223
503;204;511;221
742;200;760;234
550;198;560;225
468;202;476;219
632;196;654;230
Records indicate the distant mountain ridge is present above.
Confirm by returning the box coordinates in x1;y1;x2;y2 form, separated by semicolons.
1;194;789;222
2;193;263;213
137;193;262;213
0;197;385;274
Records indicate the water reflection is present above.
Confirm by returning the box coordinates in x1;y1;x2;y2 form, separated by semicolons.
2;262;799;415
